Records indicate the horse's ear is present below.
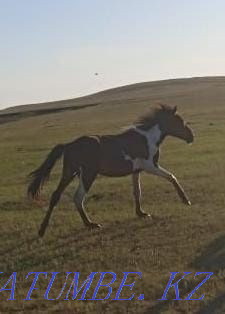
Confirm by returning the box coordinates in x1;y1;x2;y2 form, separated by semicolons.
172;105;177;114
158;103;176;114
158;103;166;111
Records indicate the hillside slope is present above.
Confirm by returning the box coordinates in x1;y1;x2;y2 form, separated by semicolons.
1;76;225;116
0;76;225;313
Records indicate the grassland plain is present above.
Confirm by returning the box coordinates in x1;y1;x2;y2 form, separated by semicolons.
0;77;225;313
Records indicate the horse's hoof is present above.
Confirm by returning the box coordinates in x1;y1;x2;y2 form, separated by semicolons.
88;223;102;229
38;229;45;237
184;199;191;206
137;212;152;219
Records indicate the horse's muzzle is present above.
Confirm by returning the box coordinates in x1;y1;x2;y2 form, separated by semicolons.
186;137;194;144
185;126;194;144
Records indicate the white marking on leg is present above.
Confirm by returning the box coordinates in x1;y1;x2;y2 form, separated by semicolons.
132;173;141;207
143;163;172;179
74;169;86;206
143;164;191;205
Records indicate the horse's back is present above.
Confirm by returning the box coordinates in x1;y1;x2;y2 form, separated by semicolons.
64;133;137;177
64;136;101;171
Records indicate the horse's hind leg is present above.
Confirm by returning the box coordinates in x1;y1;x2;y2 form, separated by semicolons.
74;166;100;228
38;172;74;237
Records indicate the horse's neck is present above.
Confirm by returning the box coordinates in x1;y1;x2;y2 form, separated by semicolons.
135;124;162;148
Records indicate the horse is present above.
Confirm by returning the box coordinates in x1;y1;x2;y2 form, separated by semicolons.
28;104;194;237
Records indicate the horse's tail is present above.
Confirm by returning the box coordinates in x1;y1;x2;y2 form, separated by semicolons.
27;144;65;199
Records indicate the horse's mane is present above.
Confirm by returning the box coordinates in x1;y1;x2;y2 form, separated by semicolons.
135;104;175;130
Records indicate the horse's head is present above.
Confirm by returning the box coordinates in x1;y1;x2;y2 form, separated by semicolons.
158;104;194;143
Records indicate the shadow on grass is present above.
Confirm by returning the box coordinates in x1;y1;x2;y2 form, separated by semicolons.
192;234;225;314
192;234;225;271
144;300;170;314
196;292;225;314
145;234;225;314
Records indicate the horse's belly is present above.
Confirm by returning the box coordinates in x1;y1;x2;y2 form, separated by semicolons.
99;156;134;177
98;135;143;177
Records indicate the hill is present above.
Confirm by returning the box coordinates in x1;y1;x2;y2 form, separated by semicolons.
0;77;225;313
1;76;225;123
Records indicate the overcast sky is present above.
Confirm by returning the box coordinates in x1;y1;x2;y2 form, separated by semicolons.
1;0;225;109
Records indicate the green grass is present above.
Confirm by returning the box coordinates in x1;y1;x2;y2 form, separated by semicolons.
1;78;225;313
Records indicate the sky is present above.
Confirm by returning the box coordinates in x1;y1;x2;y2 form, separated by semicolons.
1;0;225;109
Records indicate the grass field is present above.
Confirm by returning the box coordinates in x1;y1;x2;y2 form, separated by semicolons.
1;77;225;313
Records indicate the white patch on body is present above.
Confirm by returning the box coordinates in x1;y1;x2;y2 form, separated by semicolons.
123;124;162;172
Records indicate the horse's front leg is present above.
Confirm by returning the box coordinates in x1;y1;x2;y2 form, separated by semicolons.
132;172;151;218
144;164;191;205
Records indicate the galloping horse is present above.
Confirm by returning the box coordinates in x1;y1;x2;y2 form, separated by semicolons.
28;104;194;237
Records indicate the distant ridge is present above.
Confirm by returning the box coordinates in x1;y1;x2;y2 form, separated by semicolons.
1;76;225;122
